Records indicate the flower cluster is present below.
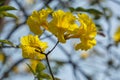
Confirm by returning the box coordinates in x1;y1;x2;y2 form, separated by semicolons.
71;14;97;50
20;34;48;60
27;8;52;35
20;8;97;59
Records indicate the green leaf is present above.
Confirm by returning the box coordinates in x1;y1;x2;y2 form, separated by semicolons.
36;62;46;72
96;24;103;31
39;72;52;79
26;64;36;75
0;11;18;19
86;9;103;15
74;7;102;16
69;7;75;12
54;77;61;80
94;14;101;20
0;40;14;46
0;6;17;12
76;7;86;12
37;72;61;80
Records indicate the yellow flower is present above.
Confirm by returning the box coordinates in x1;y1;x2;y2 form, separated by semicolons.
29;59;39;72
71;14;97;50
75;39;96;50
113;26;120;43
48;10;78;43
0;53;5;63
26;9;96;51
20;34;48;59
27;8;52;35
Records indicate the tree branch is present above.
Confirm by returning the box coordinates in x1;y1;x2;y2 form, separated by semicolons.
0;59;25;80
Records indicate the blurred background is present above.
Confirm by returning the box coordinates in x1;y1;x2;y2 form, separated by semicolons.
1;0;120;80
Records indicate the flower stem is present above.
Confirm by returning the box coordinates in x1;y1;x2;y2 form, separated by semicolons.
47;41;59;55
45;55;55;80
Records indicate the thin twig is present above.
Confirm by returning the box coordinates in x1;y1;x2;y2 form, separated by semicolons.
6;21;26;39
40;34;53;40
45;55;55;80
47;41;59;55
38;0;52;11
14;0;28;18
35;40;59;80
44;32;70;58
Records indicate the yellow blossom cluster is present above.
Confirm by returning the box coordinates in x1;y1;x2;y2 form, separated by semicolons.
20;35;48;60
20;8;97;59
27;9;52;35
71;14;97;50
113;26;120;44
